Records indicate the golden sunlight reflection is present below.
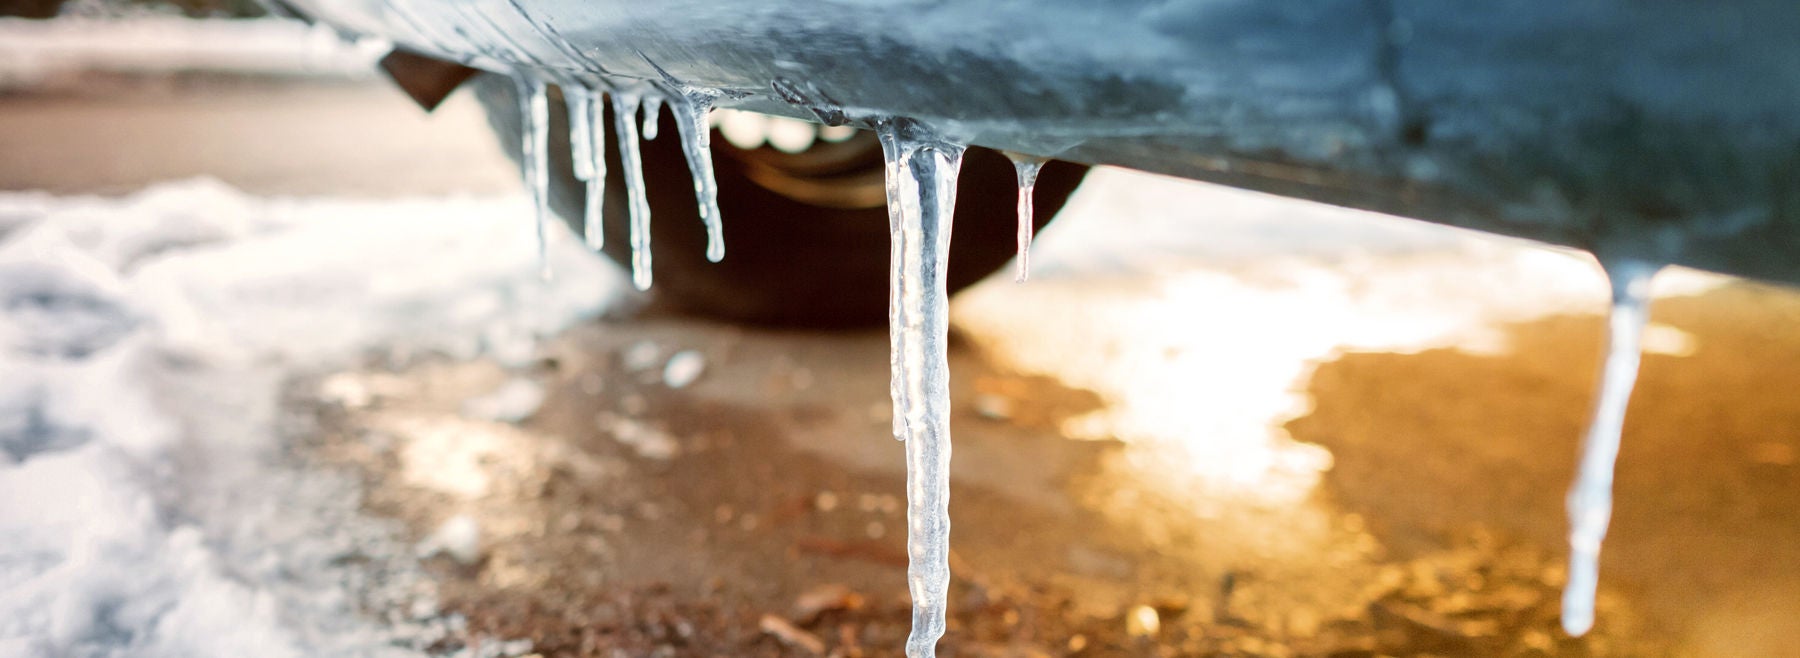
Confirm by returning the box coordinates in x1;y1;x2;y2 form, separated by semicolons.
953;168;1730;508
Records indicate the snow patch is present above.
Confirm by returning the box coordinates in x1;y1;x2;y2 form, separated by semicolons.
416;515;482;566
0;179;617;657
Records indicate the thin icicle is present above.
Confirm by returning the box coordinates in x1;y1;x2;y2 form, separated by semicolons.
610;91;653;290
564;84;596;182
1561;260;1660;637
1004;152;1047;282
579;86;608;250
515;76;552;281
670;93;725;262
641;95;664;141
876;118;965;658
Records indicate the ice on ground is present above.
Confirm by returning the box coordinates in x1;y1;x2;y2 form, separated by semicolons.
0;179;617;657
620;340;661;371
416;515;482;566
597;414;678;461
461;378;546;424
661;349;706;389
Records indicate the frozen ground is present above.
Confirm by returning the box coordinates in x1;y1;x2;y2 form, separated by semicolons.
0;180;616;657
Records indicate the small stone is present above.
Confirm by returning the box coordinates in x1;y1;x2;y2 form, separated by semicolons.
595;413;677;460
759;614;826;655
622;341;661;371
792;583;864;623
973;393;1013;420
1067;634;1088;652
1126;604;1160;639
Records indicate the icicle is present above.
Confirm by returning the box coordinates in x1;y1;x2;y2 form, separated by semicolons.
515;76;552;281
1004;152;1047;282
579;86;607;251
670;93;725;262
610;91;653;290
876;118;966;658
564;85;596;182
1561;260;1660;637
641;95;664;141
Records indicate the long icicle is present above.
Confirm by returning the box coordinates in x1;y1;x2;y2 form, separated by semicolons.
670;93;725;262
564;83;596;182
1004;152;1047;282
515;75;552;281
877;118;965;658
1561;259;1660;636
577;85;607;250
610;91;652;290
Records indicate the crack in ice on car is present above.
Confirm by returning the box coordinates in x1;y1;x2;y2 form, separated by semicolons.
1561;259;1660;637
876;117;965;658
1003;152;1047;283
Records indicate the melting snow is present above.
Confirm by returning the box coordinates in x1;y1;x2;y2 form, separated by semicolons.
0;178;618;657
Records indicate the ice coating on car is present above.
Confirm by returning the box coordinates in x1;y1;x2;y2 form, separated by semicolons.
670;92;726;262
876;118;965;658
515;75;552;281
1005;152;1047;283
609;90;653;290
1561;260;1660;637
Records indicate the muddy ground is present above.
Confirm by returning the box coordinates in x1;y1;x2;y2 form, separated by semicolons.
8;78;1800;656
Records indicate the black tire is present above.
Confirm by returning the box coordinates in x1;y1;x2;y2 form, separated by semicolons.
473;74;1086;327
